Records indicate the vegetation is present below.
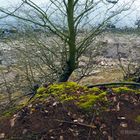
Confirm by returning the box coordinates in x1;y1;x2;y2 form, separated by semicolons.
135;115;140;123
30;82;140;113
0;0;134;82
0;82;140;139
0;0;140;140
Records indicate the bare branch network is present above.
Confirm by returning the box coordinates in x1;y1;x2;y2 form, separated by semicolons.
0;0;135;82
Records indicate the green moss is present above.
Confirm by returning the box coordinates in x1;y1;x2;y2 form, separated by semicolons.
89;87;102;94
47;82;84;102
112;87;135;94
135;115;140;123
136;91;140;94
48;82;85;95
30;82;140;113
37;87;47;94
77;92;107;111
32;82;109;111
60;94;77;102
29;86;48;101
31;82;85;102
48;84;64;94
1;104;23;118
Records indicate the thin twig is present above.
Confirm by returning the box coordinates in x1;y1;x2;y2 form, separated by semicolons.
54;119;96;129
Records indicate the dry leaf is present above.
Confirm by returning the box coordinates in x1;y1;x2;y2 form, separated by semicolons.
116;102;120;111
73;119;78;122
0;133;5;139
108;135;113;140
117;116;126;120
77;118;84;123
59;135;64;140
22;129;28;134
120;122;128;128
10;117;16;127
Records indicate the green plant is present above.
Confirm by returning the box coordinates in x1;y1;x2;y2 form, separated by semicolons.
78;92;107;111
48;82;84;95
0;104;24;119
112;87;135;94
89;87;102;94
135;115;140;123
37;87;47;94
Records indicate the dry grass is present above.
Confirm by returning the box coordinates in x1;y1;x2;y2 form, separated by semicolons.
79;68;123;85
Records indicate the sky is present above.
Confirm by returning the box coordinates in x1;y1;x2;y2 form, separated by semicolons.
0;0;140;27
0;0;47;7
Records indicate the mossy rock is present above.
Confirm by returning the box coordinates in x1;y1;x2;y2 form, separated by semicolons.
31;82;139;112
35;82;86;100
33;82;108;111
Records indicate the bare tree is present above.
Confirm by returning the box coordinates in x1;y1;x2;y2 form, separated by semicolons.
0;0;135;82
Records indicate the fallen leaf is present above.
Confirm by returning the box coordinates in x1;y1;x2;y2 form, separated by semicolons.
116;102;120;111
108;135;113;140
77;118;84;123
22;129;28;134
73;120;78;122
59;135;64;140
10;117;16;127
0;133;5;139
117;116;126;120
120;122;128;128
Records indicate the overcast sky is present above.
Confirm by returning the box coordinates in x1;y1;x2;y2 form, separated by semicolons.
0;0;47;7
0;0;140;27
1;0;139;8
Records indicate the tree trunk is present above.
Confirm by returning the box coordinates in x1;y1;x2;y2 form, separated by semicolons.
58;63;73;82
58;0;76;82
